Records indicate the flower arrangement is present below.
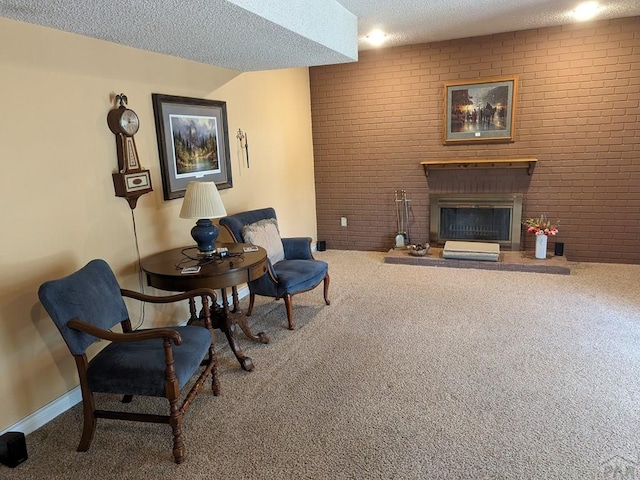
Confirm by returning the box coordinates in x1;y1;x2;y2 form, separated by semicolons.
523;214;559;236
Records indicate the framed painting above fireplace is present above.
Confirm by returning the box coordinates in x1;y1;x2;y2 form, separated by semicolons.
443;76;518;145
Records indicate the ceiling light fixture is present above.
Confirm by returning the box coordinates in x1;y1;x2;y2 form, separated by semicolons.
365;29;388;47
571;1;602;21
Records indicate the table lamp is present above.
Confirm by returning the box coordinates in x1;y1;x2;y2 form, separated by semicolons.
179;181;227;257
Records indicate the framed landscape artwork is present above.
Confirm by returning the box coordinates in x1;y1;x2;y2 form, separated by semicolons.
152;94;232;200
443;76;518;145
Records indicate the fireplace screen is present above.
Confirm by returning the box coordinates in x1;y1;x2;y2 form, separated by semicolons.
430;194;523;250
440;207;511;242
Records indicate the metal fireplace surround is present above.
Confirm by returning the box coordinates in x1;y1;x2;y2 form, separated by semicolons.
429;193;523;250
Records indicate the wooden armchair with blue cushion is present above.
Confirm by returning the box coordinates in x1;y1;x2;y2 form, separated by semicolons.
38;259;218;464
219;207;330;330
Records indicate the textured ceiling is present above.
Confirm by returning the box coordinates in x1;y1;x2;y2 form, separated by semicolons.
0;0;358;71
342;0;640;51
0;0;638;71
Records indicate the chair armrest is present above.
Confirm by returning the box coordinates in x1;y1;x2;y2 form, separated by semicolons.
67;318;183;345
121;287;217;331
121;287;217;305
263;258;279;283
282;237;313;260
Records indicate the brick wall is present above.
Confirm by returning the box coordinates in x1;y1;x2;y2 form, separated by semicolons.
310;17;640;263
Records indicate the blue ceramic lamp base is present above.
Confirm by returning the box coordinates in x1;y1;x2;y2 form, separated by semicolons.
191;219;219;257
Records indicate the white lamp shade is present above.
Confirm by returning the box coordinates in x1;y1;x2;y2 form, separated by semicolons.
179;181;227;219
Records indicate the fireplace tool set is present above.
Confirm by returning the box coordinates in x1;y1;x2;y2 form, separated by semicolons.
394;190;429;255
394;190;411;248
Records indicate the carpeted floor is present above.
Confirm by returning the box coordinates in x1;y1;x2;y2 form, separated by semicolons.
7;250;640;479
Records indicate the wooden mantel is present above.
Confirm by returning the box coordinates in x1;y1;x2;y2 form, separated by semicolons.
420;158;537;177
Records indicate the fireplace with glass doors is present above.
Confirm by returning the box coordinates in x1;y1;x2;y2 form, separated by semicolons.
429;194;523;250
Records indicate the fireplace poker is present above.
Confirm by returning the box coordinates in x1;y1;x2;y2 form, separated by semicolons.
403;190;411;245
394;190;407;248
394;190;401;247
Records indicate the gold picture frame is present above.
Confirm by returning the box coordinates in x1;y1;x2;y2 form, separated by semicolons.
443;76;518;145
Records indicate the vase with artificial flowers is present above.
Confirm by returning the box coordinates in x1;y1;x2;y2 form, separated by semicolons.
522;214;559;259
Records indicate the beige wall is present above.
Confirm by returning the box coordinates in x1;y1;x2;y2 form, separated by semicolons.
0;18;317;431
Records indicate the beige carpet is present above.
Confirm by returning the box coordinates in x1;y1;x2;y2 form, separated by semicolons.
7;251;640;479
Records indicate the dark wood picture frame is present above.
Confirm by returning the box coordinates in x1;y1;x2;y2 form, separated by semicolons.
152;93;232;200
443;76;518;145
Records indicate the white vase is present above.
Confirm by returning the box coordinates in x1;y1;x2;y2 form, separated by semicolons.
535;234;548;259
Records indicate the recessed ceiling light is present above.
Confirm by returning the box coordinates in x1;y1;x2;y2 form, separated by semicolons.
365;29;388;47
571;1;602;21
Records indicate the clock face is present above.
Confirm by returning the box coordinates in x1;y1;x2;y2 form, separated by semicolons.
119;109;139;136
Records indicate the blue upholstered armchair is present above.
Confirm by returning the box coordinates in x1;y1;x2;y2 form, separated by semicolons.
219;207;330;330
38;259;218;464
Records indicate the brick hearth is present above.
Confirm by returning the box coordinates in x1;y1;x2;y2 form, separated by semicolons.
384;247;571;275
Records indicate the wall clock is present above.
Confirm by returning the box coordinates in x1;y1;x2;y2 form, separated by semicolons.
107;93;153;209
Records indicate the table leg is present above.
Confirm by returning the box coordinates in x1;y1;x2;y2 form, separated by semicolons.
218;288;254;372
221;313;254;372
188;298;199;323
199;295;220;396
231;286;240;313
230;286;269;344
236;315;269;344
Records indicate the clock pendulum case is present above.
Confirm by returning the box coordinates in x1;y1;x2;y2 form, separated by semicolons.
107;93;153;209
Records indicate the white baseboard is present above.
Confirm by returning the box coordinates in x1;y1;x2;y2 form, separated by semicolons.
1;386;82;437
1;285;251;438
